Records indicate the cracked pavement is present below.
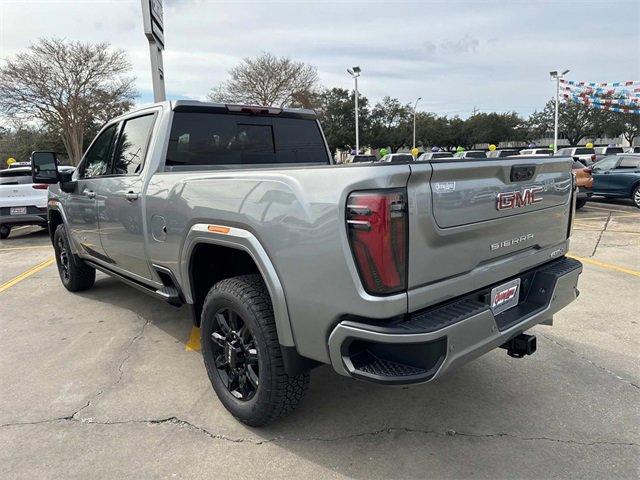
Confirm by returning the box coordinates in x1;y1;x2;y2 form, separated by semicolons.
0;200;638;479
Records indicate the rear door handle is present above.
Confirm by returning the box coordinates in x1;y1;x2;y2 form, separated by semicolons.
84;189;96;199
124;191;139;201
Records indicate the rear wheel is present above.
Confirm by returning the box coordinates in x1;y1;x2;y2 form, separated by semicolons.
575;198;587;209
53;224;96;292
632;185;640;209
200;274;309;426
0;225;10;239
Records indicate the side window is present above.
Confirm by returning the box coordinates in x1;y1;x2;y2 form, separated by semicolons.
80;124;118;178
618;157;640;169
113;114;156;175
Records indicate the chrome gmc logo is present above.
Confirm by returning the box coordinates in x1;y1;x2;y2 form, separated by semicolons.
496;186;543;210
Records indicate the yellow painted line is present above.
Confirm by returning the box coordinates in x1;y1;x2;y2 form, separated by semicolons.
185;326;201;351
582;204;636;213
573;221;600;228
0;257;55;293
0;246;53;252
568;254;640;277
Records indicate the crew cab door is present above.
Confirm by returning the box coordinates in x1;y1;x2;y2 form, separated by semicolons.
96;112;157;281
66;123;119;260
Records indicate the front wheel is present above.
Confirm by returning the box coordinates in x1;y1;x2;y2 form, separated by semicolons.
632;185;640;209
575;198;587;209
200;274;309;426
0;225;11;239
53;224;96;292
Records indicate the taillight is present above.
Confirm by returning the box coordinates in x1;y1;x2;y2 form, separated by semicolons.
346;189;408;295
591;154;596;162
32;184;48;189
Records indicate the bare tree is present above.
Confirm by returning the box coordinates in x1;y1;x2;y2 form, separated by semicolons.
0;38;137;165
208;52;319;107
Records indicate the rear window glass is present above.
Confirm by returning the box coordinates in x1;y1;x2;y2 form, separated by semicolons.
352;155;376;163
575;148;595;155
433;152;453;158
0;168;32;185
390;154;413;162
0;169;32;184
497;150;518;157
466;151;487;158
166;112;329;167
606;147;623;154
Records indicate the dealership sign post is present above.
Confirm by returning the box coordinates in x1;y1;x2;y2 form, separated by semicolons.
141;0;166;102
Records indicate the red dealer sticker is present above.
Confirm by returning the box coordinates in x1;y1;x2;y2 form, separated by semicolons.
490;278;521;315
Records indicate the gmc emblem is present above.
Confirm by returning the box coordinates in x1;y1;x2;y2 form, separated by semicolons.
496;186;543;210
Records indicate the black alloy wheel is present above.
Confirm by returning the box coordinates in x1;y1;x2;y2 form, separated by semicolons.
210;307;260;401
56;234;71;283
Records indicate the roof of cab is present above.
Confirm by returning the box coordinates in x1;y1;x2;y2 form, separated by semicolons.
109;100;317;122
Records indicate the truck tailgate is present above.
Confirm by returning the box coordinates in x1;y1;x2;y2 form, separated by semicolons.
406;156;573;307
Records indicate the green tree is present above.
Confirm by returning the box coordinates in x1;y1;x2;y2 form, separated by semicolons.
528;99;600;147
369;97;412;152
0;125;67;165
314;88;370;154
463;112;526;146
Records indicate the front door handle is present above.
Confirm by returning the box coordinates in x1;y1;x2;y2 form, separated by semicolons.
124;191;139;201
84;189;96;199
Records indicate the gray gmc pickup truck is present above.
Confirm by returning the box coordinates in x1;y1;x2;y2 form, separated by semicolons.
31;100;582;426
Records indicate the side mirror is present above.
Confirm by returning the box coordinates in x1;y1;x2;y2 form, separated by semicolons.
31;151;59;184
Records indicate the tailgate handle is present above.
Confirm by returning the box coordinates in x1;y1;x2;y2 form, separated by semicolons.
510;165;536;182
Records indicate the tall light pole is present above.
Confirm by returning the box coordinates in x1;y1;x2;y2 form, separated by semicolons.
550;69;569;153
413;97;422;149
347;66;361;154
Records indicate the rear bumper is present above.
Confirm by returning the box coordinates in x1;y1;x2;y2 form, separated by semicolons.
327;257;582;385
0;208;47;227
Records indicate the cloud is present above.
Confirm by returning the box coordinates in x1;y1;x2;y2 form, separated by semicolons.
1;0;638;117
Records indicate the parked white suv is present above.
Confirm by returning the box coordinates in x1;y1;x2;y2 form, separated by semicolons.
0;165;74;238
556;147;596;166
519;148;553;156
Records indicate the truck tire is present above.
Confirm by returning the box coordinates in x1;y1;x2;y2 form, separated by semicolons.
53;224;96;292
0;225;10;239
575;198;587;209
200;274;309;426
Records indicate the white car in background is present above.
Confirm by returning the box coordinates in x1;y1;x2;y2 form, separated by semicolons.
556;147;596;166
594;146;624;156
486;149;519;158
0;165;74;239
519;148;553;156
453;150;487;159
379;153;414;163
417;151;454;161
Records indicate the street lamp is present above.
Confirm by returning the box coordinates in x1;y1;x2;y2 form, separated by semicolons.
347;66;361;154
413;97;422;149
550;69;570;153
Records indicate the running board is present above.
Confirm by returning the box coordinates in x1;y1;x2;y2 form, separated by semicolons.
84;260;184;306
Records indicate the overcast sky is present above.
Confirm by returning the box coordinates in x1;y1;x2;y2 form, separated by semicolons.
1;0;639;117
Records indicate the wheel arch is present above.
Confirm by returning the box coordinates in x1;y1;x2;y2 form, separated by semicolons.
181;224;295;348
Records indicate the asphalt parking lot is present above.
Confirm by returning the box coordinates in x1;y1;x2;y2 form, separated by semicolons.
0;199;638;479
